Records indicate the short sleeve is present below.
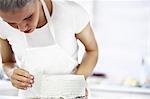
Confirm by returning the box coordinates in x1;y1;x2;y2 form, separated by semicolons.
0;29;6;40
0;19;7;39
73;3;90;34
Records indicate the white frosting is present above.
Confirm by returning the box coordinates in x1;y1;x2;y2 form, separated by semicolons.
40;74;86;98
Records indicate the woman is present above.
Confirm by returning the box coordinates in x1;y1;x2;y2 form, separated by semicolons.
0;0;98;98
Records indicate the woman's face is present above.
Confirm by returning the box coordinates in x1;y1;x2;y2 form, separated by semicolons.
0;0;40;33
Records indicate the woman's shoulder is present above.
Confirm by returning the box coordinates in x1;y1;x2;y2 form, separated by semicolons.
53;0;84;12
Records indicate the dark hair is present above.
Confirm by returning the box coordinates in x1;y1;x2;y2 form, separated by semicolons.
0;0;34;12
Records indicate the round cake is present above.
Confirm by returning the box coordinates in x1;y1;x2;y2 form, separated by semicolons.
40;74;86;98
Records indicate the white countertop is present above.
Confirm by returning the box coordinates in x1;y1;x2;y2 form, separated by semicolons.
89;84;150;94
0;96;99;99
0;96;20;99
87;77;150;94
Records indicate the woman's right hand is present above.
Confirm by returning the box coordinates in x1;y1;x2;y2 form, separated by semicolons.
10;68;34;90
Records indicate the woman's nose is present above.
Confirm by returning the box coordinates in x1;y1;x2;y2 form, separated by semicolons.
18;23;28;32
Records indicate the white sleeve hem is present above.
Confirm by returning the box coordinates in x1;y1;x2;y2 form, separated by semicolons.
0;32;7;40
75;21;89;34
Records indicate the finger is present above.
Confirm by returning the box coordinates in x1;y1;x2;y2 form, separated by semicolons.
13;84;27;90
11;79;32;88
14;69;33;79
20;68;34;79
11;74;34;84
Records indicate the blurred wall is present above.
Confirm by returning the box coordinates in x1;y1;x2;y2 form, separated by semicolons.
92;0;150;81
73;0;150;81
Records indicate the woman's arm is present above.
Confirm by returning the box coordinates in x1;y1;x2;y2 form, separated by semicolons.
0;38;17;77
75;23;99;79
0;38;34;89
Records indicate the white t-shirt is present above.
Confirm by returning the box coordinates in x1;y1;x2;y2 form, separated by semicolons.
0;0;89;62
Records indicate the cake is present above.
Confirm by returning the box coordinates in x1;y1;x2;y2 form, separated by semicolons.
40;74;86;98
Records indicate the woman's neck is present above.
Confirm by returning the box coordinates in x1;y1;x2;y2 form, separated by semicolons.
37;0;53;28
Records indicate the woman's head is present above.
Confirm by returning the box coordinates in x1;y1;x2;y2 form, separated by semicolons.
0;0;41;33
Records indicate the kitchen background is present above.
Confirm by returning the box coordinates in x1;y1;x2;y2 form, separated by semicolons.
75;0;150;81
0;0;150;99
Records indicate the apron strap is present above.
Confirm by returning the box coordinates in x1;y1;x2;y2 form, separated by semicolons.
40;0;78;65
40;0;56;43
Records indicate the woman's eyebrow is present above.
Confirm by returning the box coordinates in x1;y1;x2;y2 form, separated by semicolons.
23;14;32;20
2;13;32;24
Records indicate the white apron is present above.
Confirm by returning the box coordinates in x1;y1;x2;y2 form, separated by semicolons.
18;0;85;98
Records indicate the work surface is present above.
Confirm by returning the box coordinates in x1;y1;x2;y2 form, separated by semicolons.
0;96;98;99
0;96;20;99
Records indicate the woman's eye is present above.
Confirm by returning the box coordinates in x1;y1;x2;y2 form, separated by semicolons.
25;15;32;20
28;15;32;19
8;23;15;26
